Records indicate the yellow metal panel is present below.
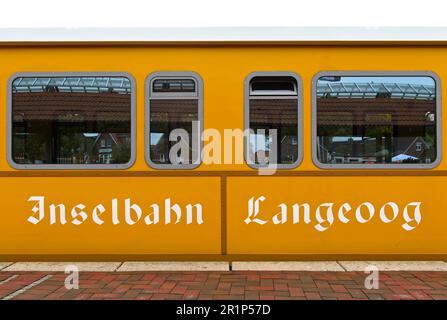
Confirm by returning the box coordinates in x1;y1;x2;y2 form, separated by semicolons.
0;177;221;255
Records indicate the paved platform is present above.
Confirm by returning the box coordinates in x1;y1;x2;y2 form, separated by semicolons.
0;270;446;300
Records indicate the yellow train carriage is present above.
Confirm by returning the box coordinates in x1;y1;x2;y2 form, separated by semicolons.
0;28;445;261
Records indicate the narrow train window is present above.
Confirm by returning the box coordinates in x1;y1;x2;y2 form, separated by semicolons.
313;73;440;168
8;73;135;169
146;72;203;169
245;73;302;169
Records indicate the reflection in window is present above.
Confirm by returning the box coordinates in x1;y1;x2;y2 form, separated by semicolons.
248;76;299;166
11;76;132;165
149;76;200;166
316;75;437;165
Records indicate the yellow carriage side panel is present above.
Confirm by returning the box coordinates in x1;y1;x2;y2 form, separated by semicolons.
0;177;221;255
227;176;447;255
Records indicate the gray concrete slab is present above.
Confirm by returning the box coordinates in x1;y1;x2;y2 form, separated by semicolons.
0;262;13;271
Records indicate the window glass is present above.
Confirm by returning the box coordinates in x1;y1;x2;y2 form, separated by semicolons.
152;78;195;93
148;75;201;167
247;76;299;167
315;75;437;165
11;76;132;166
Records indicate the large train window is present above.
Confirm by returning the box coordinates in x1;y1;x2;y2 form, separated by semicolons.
146;72;203;169
245;72;302;169
313;72;441;169
8;73;136;169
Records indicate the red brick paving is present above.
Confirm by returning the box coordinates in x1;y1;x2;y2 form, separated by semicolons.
0;271;445;300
